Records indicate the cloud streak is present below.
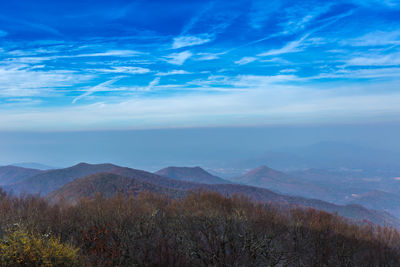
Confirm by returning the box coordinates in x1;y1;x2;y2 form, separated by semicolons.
172;34;212;49
164;51;193;65
72;78;121;104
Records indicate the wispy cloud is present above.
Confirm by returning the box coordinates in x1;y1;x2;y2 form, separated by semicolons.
156;70;191;76
2;49;142;66
234;57;257;65
144;77;160;91
0;15;62;36
1;0;400;130
189;74;298;88
72;78;121;104
0;30;7;37
73;50;140;58
258;34;310;57
279;4;332;35
346;52;400;66
172;34;212;49
248;1;281;29
343;30;400;46
0;66;92;97
90;66;151;74
4;80;400;131
315;67;400;79
195;52;225;61
164;51;193;65
180;2;214;35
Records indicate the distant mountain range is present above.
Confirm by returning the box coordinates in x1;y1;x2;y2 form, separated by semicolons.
1;163;398;227
232;142;400;175
348;190;400;218
155;166;230;184
228;165;331;201
0;165;42;186
4;163;119;195
10;162;55;170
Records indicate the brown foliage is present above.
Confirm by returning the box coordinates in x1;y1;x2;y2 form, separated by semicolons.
0;188;399;266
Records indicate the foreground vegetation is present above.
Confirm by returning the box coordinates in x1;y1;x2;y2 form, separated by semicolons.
0;189;399;266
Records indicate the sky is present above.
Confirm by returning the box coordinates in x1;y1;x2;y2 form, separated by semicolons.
1;0;400;131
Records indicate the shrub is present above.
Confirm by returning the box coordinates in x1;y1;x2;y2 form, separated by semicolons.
0;228;80;266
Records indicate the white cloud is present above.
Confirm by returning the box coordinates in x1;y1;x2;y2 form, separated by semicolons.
144;77;160;91
3;81;400;131
90;66;150;74
280;69;297;73
343;30;400;46
315;67;400;79
235;57;257;65
189;74;298;88
346;52;400;66
72;78;120;104
195;52;223;61
164;51;193;65
172;34;212;49
0;67;92;97
156;70;191;76
258;34;309;56
280;4;332;35
74;50;140;58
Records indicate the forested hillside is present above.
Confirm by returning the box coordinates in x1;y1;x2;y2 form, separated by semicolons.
0;189;399;266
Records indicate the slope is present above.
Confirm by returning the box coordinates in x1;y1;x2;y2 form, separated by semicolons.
155;166;230;184
0;165;42;186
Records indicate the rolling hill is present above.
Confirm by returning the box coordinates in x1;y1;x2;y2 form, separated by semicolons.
230;165;331;201
4;163;119;195
43;163;400;227
0;165;42;186
155;166;230;184
48;172;185;203
348;190;400;218
11;162;55;170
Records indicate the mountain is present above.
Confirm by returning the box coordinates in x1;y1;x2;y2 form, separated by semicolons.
11;162;55;170
155;166;230;184
53;168;400;227
5;163;119;195
45;163;399;227
48;172;185;203
348;190;400;218
230;166;331;201
0;165;43;186
5;162;398;227
235;142;400;174
233;165;295;184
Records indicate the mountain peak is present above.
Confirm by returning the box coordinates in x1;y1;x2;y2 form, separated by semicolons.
73;162;91;167
155;166;229;185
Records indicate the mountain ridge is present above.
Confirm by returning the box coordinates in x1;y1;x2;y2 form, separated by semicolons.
155;166;230;184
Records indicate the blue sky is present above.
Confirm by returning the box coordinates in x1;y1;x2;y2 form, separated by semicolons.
1;0;400;131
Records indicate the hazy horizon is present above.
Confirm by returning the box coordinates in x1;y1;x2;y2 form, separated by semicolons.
1;122;400;172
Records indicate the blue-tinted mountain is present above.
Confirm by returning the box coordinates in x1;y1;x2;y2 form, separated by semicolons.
11;162;56;170
4;163;118;195
155;166;230;184
0;165;43;186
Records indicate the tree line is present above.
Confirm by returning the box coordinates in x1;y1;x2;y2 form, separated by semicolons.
0;188;399;266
